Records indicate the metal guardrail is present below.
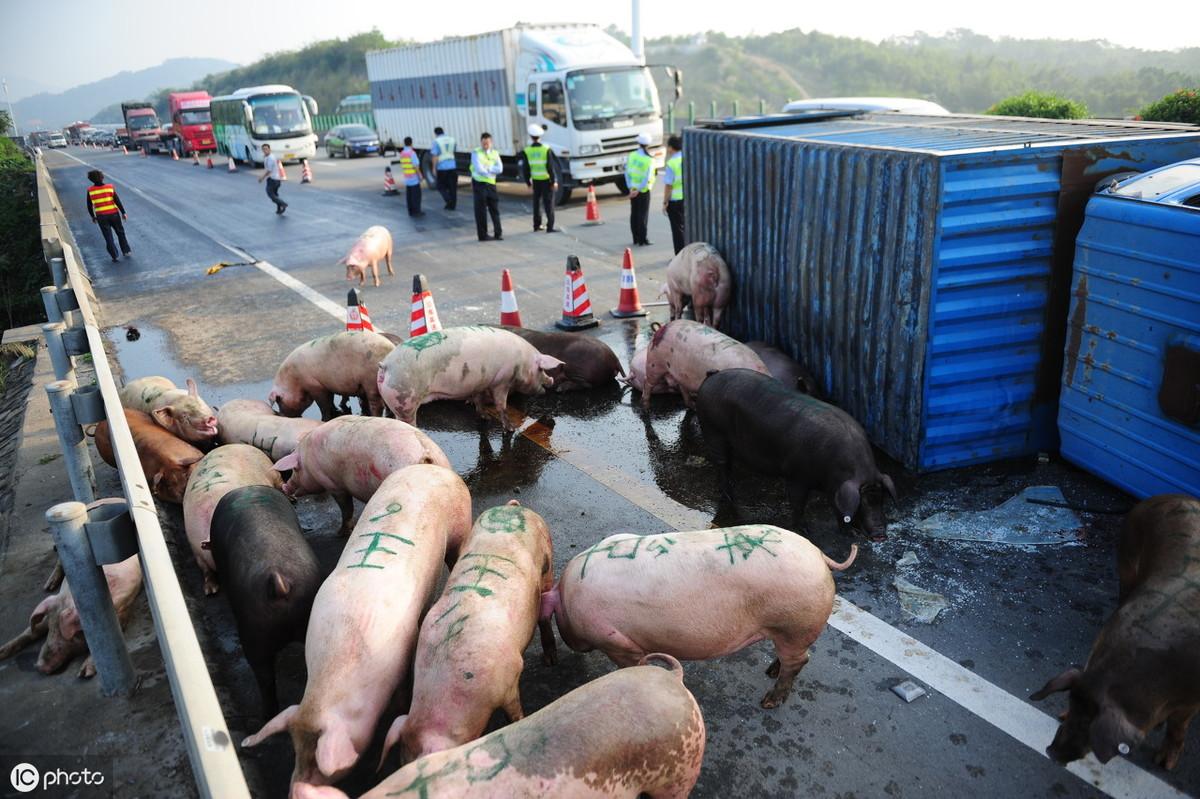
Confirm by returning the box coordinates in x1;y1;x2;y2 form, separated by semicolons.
33;154;250;799
312;111;376;134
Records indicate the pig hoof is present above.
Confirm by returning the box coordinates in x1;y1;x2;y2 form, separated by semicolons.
760;690;787;709
1156;748;1181;771
78;659;97;679
203;577;220;596
765;659;781;678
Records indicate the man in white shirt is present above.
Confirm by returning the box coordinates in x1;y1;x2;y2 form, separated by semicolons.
256;143;287;215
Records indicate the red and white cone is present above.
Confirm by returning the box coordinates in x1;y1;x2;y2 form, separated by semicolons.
228;155;237;173
555;255;599;331
207;156;214;169
383;166;397;195
610;247;647;318
346;288;375;332
499;269;522;326
584;184;602;225
301;159;313;184
172;148;179;161
278;162;288;181
409;274;442;337
121;145;129;155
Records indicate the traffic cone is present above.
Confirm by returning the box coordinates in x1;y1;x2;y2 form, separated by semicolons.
279;163;288;182
207;156;214;169
346;288;375;332
172;148;179;161
228;155;236;173
610;248;648;318
301;159;312;184
192;152;200;166
121;145;128;155
409;274;442;337
383;166;397;195
584;185;602;225
499;269;522;327
555;255;599;331
141;147;148;157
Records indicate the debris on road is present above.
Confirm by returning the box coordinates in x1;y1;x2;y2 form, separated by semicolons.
892;680;928;703
913;485;1083;545
893;576;949;623
896;550;919;568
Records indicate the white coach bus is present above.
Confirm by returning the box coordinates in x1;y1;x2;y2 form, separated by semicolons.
211;85;320;165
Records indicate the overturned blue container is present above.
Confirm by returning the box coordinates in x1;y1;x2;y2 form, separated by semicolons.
686;113;1200;472
1058;160;1200;498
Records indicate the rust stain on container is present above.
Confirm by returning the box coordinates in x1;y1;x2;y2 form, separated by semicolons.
1064;275;1089;388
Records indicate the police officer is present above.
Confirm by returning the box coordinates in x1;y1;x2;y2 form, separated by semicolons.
517;123;562;233
431;126;457;210
397;136;424;217
471;132;504;241
85;169;131;262
661;135;684;253
625;132;655;246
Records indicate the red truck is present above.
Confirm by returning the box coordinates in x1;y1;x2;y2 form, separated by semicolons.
167;91;215;156
121;101;169;154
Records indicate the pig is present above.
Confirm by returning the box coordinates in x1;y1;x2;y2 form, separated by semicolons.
380;501;557;764
209;485;322;717
242;465;473;795
622;344;678;396
270;330;396;420
746;340;823;398
696;369;897;540
119;376;218;443
640;319;770;409
0;554;143;678
495;325;625;391
340;225;394;288
216;398;321;461
376;326;563;432
292;653;706;799
664;242;732;328
272;415;452;538
1032;493;1200;770
94;409;204;503
183;444;284;595
543;526;855;709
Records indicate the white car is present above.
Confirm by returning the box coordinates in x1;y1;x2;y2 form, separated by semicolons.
783;97;950;115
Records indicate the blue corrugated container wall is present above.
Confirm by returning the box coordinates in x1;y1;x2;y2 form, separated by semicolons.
1058;171;1200;498
686;114;1200;472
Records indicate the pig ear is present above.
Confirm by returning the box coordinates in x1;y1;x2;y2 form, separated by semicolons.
152;469;165;495
1089;705;1142;763
379;715;408;771
1030;667;1082;701
242;704;299;748
152;406;174;426
833;481;861;525
536;354;565;373
59;605;82;640
879;473;898;503
30;595;58;632
316;726;358;778
186;378;199;397
274;452;299;473
268;571;291;598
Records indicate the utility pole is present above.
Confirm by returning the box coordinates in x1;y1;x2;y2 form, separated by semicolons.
2;78;18;136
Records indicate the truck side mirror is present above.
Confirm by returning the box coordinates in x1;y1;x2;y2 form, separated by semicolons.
304;95;319;118
672;68;683;101
242;102;253;127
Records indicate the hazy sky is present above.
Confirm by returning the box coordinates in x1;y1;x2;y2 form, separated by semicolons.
2;0;1196;99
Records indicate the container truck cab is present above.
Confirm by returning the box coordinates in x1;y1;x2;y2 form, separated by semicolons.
168;91;215;156
121;101;168;153
368;24;665;204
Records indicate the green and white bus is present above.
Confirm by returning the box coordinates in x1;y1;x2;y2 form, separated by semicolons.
210;85;319;166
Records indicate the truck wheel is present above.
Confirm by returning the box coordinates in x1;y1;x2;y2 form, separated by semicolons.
615;175;631;196
555;185;574;206
419;151;437;188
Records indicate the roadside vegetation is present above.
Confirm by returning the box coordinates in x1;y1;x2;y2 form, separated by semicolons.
0;111;44;333
986;91;1089;119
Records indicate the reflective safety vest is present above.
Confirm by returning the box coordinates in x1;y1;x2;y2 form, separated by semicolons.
88;183;119;215
435;135;456;165
399;148;420;182
471;147;501;184
625;148;655;191
667;153;683;201
524;143;550;181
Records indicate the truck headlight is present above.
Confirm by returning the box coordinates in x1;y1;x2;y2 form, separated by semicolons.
578;144;601;156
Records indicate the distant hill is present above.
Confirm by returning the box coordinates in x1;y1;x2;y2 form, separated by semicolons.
14;58;237;129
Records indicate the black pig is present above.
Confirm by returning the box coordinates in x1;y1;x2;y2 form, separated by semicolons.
695;368;897;539
496;325;625;391
208;485;321;717
1032;493;1200;770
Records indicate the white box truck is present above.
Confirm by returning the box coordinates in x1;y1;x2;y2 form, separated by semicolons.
367;24;666;204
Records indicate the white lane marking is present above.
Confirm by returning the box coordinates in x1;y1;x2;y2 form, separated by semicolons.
52;148;1190;798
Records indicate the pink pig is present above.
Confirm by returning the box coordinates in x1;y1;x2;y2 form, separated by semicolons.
273;416;452;538
119;376;218;443
270;330;396;420
664;242;733;328
340;225;393;287
641;319;770;409
622;345;678;396
242;464;473;796
217;399;321;461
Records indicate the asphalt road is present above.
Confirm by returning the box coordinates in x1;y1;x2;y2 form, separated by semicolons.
43;145;1199;799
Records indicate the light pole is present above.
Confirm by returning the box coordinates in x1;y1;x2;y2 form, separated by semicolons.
2;78;18;136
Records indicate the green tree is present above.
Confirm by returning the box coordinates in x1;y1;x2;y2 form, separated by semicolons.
0;112;44;330
1139;88;1200;124
985;90;1089;119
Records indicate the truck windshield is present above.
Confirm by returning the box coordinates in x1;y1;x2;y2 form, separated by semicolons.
566;67;659;130
179;110;211;125
128;115;158;131
248;94;311;138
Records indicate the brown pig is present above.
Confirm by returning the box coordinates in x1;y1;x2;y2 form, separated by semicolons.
664;242;732;327
292;653;705;799
381;501;557;765
94;409;204;503
119;376;218;443
543;525;856;708
0;554;143;678
270;331;395;420
1032;493;1200;770
641;319;770;409
340;225;393;288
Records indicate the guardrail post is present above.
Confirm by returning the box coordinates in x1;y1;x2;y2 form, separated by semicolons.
732;99;740;117
759;98;766;115
710;100;717;117
45;380;97;504
42;322;75;383
50;257;66;288
41;286;63;323
46;501;137;697
688;101;695;126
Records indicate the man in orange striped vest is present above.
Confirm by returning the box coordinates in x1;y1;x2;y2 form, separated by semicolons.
397;136;423;217
86;170;131;262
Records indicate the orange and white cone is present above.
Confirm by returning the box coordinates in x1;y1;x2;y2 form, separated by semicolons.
207;156;214;169
499;269;522;326
192;152;200;166
383;166;397;195
409;274;442;337
610;247;647;318
346;288;375;332
172;148;179;161
555;255;599;331
121;145;129;155
584;184;602;225
278;162;288;181
228;155;237;173
301;159;313;184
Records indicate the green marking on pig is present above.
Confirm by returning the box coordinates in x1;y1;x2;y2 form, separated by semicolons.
716;528;782;564
464;733;512;783
578;535;646;579
648;535;677;557
190;469;229;494
386;759;460;798
449;553;515;598
250;431;278;455
369;501;404;522
307;333;334;348
434;600;462;625
401;331;447;355
346;530;413;569
434;613;470;654
477;506;526;535
141;387;165;405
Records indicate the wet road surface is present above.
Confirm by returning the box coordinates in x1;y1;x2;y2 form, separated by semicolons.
43;146;1199;798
